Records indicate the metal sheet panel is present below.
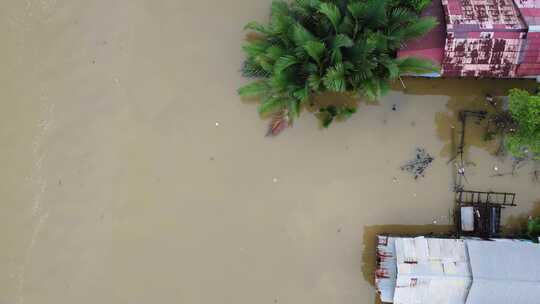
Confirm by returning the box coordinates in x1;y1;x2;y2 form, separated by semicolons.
441;32;524;77
392;237;472;304
376;236;398;303
514;0;540;28
465;240;540;304
442;0;527;31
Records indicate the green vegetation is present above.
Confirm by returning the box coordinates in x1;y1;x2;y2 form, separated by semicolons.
238;0;438;131
527;217;540;242
389;0;432;13
505;88;540;159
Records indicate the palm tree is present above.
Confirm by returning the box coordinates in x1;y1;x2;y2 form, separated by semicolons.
239;0;438;133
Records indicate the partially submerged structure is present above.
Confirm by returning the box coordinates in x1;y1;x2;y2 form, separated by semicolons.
376;236;540;304
455;189;517;237
399;0;540;79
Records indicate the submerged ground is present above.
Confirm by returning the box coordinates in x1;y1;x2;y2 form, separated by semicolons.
1;1;540;303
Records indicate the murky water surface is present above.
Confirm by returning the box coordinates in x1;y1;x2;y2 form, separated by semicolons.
1;1;540;304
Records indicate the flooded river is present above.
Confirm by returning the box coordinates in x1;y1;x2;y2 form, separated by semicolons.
1;1;540;303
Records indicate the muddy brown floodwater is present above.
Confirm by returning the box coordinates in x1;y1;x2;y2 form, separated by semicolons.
1;1;540;304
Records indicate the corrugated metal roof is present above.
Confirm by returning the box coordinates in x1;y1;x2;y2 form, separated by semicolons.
376;237;540;303
439;0;528;77
465;240;540;304
442;0;527;31
514;0;540;29
392;237;472;304
376;236;398;303
441;32;524;77
398;0;540;77
517;31;540;75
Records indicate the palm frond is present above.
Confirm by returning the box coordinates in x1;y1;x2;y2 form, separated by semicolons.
354;0;388;28
243;21;271;34
269;72;290;91
381;59;399;79
266;45;286;61
274;55;299;73
396;56;439;75
393;17;438;43
330;48;343;64
259;97;286;115
292;0;322;17
347;2;365;19
323;63;346;92
362;78;389;100
241;59;271;78
270;14;294;35
304;41;325;64
293;86;310;103
238;81;270;97
302;62;319;74
308;74;321;90
291;23;315;46
242;41;270;58
271;0;290;17
288;99;301;119
332;34;354;49
388;7;416;25
318;3;342;31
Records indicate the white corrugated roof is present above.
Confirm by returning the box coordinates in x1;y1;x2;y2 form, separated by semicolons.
392;237;472;304
376;236;398;303
376;237;540;304
465;240;540;304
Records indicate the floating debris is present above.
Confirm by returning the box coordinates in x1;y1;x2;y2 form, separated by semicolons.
267;112;290;137
392;104;398;111
272;177;279;183
485;94;497;108
401;148;434;180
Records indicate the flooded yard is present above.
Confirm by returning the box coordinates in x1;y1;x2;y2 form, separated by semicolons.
1;1;540;304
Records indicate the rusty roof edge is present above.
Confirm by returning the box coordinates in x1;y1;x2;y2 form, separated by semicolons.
510;0;531;31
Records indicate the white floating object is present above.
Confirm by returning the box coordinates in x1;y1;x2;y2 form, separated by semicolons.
215;122;220;127
272;177;279;183
493;166;499;171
